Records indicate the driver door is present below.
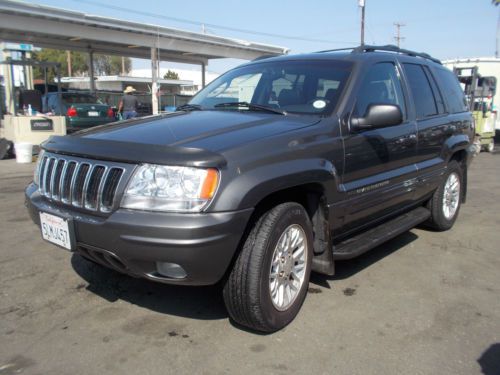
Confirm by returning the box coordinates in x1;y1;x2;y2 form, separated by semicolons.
341;61;418;233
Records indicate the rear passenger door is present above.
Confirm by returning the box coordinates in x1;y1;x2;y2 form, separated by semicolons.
340;62;418;233
400;63;451;199
401;63;448;165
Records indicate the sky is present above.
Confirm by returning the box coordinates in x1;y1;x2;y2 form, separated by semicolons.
26;0;500;73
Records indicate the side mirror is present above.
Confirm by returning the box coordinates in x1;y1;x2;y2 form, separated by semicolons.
351;103;403;131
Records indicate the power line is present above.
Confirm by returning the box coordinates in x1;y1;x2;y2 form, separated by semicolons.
67;0;357;45
394;22;406;48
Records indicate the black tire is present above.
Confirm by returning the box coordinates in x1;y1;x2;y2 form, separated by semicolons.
223;202;313;332
425;160;463;231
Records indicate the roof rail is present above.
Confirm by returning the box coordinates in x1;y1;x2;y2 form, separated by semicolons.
252;54;275;61
314;47;356;54
352;44;442;64
315;44;441;64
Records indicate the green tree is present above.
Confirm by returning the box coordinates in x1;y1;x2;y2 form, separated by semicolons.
163;69;179;80
94;54;132;75
31;49;132;81
32;49;87;81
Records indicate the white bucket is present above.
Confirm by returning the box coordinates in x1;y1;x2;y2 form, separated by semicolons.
14;142;33;163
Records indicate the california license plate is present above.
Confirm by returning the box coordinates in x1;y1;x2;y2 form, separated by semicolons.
39;212;74;251
88;111;99;117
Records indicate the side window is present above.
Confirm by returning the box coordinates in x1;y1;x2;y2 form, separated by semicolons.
433;67;468;114
355;62;406;119
403;63;439;119
423;66;446;114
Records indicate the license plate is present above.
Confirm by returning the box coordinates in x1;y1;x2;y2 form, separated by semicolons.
39;212;73;251
88;111;99;117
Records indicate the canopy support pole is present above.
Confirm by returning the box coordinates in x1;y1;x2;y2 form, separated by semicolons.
151;47;159;115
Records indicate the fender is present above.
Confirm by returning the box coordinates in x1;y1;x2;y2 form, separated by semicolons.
442;133;471;161
209;158;341;212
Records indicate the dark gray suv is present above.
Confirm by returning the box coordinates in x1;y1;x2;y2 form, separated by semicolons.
26;45;475;332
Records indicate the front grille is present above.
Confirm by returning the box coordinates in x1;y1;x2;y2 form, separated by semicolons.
38;153;128;213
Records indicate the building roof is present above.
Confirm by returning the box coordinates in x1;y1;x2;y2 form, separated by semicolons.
59;75;194;86
0;0;289;64
443;57;500;64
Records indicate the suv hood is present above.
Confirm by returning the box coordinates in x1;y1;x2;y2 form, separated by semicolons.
42;111;320;167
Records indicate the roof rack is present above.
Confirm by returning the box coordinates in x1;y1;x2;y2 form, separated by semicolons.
315;44;441;65
314;47;357;54
353;44;442;64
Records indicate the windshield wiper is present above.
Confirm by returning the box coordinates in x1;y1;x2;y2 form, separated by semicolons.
214;101;287;115
176;103;203;111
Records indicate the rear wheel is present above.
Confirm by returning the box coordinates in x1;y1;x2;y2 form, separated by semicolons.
223;202;313;332
425;160;463;231
487;141;495;153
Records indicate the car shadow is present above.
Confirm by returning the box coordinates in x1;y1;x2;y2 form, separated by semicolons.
478;343;500;375
310;231;419;288
70;254;228;320
71;231;418;321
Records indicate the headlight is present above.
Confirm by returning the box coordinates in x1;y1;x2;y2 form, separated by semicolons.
121;164;219;212
33;149;45;186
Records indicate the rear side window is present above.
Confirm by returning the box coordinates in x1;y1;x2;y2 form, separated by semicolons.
433;67;468;113
402;63;439;119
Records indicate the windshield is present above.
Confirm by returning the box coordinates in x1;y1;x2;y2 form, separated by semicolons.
190;60;352;116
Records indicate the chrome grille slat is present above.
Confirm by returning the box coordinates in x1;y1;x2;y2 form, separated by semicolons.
61;161;77;204
57;160;69;202
84;165;106;210
49;157;59;199
52;159;65;200
44;158;55;197
95;167;110;212
39;156;48;194
68;162;81;205
35;153;128;214
101;168;124;212
72;163;90;207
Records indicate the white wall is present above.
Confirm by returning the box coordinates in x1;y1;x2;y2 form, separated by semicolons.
130;68;219;88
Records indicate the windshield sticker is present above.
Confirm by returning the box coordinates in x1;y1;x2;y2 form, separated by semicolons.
313;100;326;109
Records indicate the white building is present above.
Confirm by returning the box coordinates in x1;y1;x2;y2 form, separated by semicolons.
131;68;219;95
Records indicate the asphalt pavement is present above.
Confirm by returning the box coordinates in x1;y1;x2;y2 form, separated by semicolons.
0;153;499;375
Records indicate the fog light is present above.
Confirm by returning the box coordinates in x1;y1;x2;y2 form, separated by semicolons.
156;262;187;279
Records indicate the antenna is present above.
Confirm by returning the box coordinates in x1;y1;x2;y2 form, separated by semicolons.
394;22;406;48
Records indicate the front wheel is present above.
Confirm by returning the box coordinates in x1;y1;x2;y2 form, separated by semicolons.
223;202;313;332
425;160;463;231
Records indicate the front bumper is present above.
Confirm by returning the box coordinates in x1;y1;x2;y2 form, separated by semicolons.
26;183;253;285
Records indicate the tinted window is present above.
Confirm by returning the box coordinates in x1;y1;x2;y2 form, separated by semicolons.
433;67;468;113
403;63;439;119
423;66;446;114
355;62;406;118
191;60;352;115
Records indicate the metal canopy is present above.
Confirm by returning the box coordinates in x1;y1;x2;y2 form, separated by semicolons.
0;0;289;65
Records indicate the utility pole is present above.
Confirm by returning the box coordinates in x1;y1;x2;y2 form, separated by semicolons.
493;0;500;57
394;22;406;48
121;56;126;76
359;0;366;46
66;50;72;76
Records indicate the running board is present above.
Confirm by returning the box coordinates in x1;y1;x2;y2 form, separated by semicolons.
332;207;431;260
